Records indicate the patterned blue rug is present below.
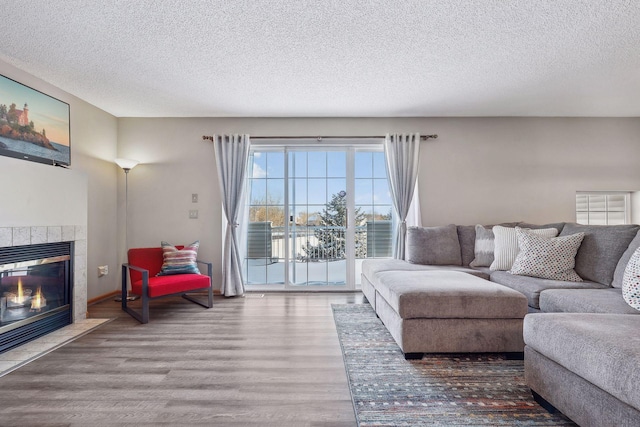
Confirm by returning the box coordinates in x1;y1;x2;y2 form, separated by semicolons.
332;303;576;426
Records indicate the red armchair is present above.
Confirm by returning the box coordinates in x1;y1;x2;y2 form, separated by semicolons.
121;246;213;323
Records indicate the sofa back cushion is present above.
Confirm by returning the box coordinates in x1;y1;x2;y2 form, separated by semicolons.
456;225;477;266
517;222;565;234
559;223;640;286
612;230;640;288
406;224;462;266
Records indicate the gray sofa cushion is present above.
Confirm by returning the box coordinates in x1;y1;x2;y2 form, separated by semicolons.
612;230;640;289
362;259;490;283
490;270;607;309
375;270;527;319
456;225;477;267
524;313;640;411
539;288;640;314
559;223;640;286
406;224;462;266
517;222;565;233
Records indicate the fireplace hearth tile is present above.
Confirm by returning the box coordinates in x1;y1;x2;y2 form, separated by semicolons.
0;318;112;377
30;226;48;244
12;227;30;246
47;226;62;243
62;225;75;242
0;228;10;247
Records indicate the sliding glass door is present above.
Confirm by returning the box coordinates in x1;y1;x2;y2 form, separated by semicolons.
245;143;393;290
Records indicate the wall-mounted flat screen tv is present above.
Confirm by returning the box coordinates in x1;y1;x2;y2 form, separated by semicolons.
0;74;70;167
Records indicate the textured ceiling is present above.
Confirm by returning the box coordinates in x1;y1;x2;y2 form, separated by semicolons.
1;1;640;117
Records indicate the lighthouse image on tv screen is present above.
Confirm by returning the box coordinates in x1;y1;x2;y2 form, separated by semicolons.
0;74;70;166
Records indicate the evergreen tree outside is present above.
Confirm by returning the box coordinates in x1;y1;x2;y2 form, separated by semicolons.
301;191;367;260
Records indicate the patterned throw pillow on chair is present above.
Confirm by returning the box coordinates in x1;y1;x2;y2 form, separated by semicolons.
509;228;584;281
157;240;201;276
622;247;640;311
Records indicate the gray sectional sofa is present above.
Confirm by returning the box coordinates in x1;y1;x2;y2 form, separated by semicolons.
361;221;640;426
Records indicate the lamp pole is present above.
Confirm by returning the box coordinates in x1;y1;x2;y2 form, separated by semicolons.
115;158;140;302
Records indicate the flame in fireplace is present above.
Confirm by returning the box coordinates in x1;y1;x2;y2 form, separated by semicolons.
14;278;26;304
30;287;46;311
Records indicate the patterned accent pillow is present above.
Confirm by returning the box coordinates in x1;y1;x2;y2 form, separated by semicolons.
622;247;640;311
510;228;584;281
157;240;201;276
490;226;558;271
469;225;495;267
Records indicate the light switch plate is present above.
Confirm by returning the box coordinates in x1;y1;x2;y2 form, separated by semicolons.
192;193;198;203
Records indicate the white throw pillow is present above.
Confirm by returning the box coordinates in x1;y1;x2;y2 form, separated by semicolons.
509;228;584;281
490;226;558;271
622;247;640;311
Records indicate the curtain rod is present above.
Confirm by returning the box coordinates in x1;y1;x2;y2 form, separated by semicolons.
202;134;437;142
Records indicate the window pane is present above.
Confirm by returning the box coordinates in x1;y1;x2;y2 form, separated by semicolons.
576;212;589;224
589;211;607;225
251;153;267;178
266;152;284;178
355;152;372;178
608;211;626;225
308;152;326;177
588;195;606;211
249;178;266;204
327;152;346;177
576;194;588;212
266;261;285;284
292;152;307;177
327;179;347;201
265;205;285;226
266;179;284;204
290;178;307;205
354;179;373;205
607;195;626;212
373;179;392;204
307;179;327;204
373;152;387;178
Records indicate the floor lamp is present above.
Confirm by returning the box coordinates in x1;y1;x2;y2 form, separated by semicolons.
115;158;140;302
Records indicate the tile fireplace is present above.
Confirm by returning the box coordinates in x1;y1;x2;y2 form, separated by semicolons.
0;242;73;353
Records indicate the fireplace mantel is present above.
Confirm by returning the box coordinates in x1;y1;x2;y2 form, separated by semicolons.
0;226;87;321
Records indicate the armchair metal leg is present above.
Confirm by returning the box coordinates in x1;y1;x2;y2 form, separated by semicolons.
121;263;148;324
182;288;213;309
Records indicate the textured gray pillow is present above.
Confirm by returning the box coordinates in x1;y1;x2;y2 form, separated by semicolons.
510;228;584;281
470;225;495;267
559;223;640;286
406;224;462;266
612;230;640;288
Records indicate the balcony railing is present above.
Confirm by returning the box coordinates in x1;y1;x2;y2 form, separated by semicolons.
246;221;392;262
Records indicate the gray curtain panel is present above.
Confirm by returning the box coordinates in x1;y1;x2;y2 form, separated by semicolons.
214;134;250;296
384;133;421;260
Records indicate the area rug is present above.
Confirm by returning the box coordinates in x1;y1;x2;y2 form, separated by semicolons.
332;304;575;426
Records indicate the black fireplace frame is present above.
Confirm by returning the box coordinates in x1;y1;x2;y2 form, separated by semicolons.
0;242;74;354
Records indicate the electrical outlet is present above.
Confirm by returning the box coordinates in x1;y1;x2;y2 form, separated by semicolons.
98;265;108;277
189;209;199;219
192;193;198;203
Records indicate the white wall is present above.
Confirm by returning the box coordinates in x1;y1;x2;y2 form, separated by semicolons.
0;60;119;300
118;117;640;288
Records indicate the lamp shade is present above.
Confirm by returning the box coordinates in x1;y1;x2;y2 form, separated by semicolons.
115;158;140;171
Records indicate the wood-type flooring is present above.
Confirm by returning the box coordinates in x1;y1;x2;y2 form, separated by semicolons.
0;292;361;426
